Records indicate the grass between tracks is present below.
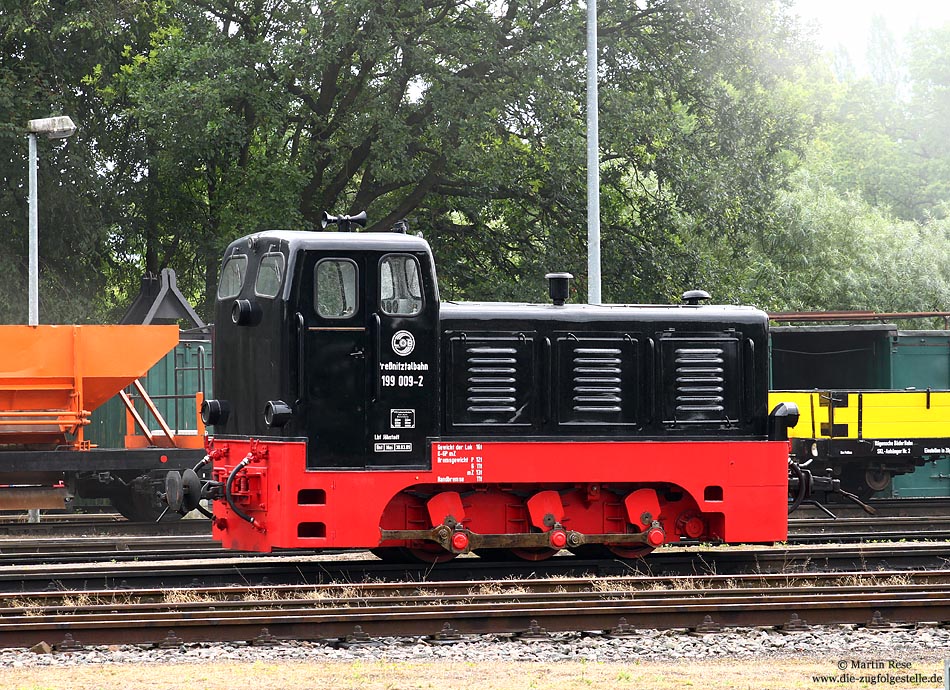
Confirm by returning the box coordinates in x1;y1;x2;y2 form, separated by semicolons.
4;658;947;690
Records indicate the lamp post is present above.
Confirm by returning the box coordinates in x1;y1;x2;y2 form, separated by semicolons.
26;116;76;326
586;1;600;305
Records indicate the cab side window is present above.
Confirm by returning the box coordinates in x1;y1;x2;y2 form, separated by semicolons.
255;253;285;298
315;259;358;318
218;254;247;300
380;254;423;316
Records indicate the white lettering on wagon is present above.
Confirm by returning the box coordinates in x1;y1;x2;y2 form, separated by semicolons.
871;440;915;456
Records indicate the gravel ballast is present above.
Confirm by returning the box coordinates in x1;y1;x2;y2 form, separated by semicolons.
2;628;947;690
1;625;948;666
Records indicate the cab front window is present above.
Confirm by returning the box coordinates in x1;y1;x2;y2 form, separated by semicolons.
315;258;358;318
255;253;285;298
380;254;422;316
218;254;248;300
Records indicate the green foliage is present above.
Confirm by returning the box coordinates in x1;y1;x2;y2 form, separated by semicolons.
745;20;950;313
3;0;950;321
750;167;950;311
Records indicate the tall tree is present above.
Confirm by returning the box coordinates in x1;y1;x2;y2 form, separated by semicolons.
0;1;146;323
2;0;823;319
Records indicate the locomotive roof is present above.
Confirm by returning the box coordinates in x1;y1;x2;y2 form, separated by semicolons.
226;230;431;254
441;300;768;325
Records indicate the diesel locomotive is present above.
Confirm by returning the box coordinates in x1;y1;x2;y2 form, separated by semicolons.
165;215;803;562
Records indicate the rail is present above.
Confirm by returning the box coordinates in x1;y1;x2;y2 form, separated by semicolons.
0;572;948;649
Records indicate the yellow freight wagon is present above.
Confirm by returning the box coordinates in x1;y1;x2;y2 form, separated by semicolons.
769;389;950;497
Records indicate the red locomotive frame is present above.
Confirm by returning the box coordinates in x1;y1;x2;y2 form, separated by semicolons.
209;436;790;557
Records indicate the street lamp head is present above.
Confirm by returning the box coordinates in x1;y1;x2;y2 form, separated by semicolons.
27;116;76;139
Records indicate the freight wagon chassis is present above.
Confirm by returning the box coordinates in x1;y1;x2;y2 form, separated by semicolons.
791;437;946;499
0;447;205;520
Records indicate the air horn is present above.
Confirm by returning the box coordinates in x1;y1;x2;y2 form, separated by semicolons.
321;210;368;232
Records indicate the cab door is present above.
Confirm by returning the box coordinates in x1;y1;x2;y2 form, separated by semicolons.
367;252;438;468
300;256;368;468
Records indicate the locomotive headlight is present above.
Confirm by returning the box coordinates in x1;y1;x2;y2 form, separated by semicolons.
811;442;819;458
231;298;262;326
264;400;293;427
200;399;231;426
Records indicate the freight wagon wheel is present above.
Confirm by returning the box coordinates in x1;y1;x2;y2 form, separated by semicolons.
112;484;181;523
864;469;892;494
839;466;891;500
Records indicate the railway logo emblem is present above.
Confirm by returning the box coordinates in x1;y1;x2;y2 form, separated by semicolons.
392;330;415;357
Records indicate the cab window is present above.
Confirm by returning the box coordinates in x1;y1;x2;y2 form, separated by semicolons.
255;253;285;298
218;254;247;300
315;258;358;318
380;254;423;316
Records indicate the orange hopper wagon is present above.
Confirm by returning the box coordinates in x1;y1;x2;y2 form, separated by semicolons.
0;325;206;518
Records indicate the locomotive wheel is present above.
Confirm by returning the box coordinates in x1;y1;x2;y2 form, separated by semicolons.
605;543;655;560
509;547;559;562
403;544;456;563
370;547;413;563
377;491;456;562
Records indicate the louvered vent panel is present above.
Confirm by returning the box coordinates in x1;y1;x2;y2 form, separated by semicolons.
466;345;518;414
572;347;622;413
660;337;740;426
447;333;537;429
556;335;639;426
674;347;725;415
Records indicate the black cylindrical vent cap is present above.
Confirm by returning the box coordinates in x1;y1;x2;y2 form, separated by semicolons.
681;289;711;306
545;272;574;306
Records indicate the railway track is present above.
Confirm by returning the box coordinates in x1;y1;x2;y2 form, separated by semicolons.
795;496;950;519
0;534;226;565
1;541;948;593
1;570;948;650
787;515;950;542
0;490;944;546
2;512;949;569
0;514;211;538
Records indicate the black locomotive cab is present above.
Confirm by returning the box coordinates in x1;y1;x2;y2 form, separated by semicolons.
205;230;440;470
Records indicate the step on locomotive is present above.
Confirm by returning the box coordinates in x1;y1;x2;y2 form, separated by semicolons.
165;213;804;562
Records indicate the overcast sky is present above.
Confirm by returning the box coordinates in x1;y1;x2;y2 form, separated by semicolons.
792;0;950;73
